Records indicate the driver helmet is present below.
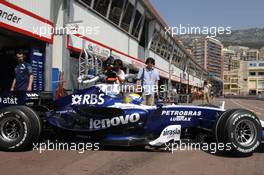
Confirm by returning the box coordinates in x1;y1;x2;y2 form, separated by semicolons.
124;93;144;105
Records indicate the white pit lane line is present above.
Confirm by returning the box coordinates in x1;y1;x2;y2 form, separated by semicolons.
230;99;264;129
230;99;262;116
235;99;264;112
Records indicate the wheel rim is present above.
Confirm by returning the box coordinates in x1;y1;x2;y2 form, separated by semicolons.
234;119;257;147
0;115;23;142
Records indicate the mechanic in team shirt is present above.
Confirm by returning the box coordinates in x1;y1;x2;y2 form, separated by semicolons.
10;49;33;91
136;57;160;106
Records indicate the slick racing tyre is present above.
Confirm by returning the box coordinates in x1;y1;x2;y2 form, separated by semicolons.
215;109;262;156
0;106;42;151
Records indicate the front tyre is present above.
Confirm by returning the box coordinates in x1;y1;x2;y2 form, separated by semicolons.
216;109;262;156
0;106;41;151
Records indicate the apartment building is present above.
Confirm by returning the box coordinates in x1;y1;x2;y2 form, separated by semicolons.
192;36;223;79
246;61;264;95
224;60;264;95
223;47;240;95
245;49;260;61
259;47;264;60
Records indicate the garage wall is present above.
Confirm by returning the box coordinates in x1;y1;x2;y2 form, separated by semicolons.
51;0;64;70
0;35;15;48
0;33;45;49
171;65;182;80
193;77;202;87
6;0;52;21
149;50;169;71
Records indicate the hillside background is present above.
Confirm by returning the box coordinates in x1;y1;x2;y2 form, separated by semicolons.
179;27;264;49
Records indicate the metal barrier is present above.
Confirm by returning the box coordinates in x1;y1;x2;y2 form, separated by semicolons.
78;49;103;89
177;94;192;103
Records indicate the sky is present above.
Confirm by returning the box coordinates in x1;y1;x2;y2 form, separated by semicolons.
150;0;264;30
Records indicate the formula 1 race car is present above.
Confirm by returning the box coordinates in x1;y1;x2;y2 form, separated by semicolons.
0;75;263;156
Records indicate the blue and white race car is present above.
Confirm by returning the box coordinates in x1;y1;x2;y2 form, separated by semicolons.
0;75;263;156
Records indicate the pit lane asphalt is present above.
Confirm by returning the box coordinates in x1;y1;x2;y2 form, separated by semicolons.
0;98;264;175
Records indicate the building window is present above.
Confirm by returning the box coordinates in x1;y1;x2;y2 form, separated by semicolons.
109;0;124;25
258;72;264;76
162;43;167;58
159;38;166;57
78;0;92;7
167;45;173;59
249;72;256;76
156;37;165;55
121;2;134;32
93;0;110;17
132;10;144;38
162;41;172;60
156;42;161;54
259;63;264;67
150;30;159;51
80;0;92;6
258;81;264;89
249;63;257;67
173;49;182;67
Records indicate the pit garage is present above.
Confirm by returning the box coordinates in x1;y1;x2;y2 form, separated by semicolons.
0;28;46;91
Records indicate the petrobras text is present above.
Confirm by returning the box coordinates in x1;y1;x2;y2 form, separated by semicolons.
162;110;202;116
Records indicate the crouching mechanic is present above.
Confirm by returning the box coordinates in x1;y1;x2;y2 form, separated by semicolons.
10;49;33;91
113;59;125;84
136;57;160;106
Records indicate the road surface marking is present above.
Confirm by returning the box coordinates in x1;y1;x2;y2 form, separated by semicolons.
230;99;262;116
237;99;264;112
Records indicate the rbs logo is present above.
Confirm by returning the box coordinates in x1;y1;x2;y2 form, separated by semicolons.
72;94;105;105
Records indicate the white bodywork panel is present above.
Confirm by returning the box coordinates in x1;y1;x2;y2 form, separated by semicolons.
260;120;264;128
149;125;181;146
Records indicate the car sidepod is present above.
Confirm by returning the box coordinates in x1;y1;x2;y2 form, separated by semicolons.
145;105;224;135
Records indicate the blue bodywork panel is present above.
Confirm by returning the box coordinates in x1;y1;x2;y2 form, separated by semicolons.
0;86;263;145
45;86;228;144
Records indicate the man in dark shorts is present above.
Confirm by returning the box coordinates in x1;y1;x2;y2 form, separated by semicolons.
10;49;33;91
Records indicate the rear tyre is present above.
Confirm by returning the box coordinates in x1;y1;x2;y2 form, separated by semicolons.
215;109;262;156
0;106;41;151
